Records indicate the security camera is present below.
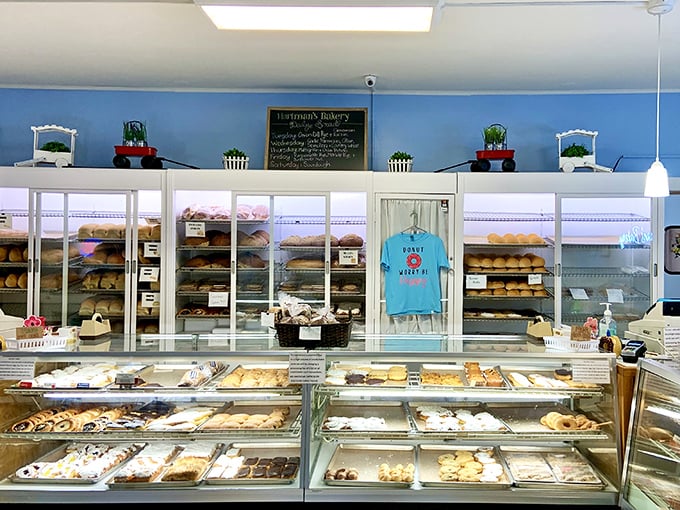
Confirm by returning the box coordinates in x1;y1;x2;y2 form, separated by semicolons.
364;75;377;89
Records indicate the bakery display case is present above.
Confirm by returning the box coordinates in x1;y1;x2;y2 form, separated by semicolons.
0;185;30;321
0;350;303;503
558;197;654;334
307;349;621;504
462;192;555;335
620;358;680;510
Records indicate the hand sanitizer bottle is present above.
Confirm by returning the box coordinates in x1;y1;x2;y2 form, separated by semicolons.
598;302;617;337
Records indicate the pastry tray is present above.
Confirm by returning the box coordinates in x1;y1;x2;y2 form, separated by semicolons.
486;402;608;437
419;363;509;389
211;363;299;390
107;442;223;488
204;442;300;485
499;446;604;489
323;443;415;487
500;367;601;392
323;363;409;387
114;363;226;390
408;402;510;434
11;363;148;391
418;445;511;488
11;442;145;484
196;401;301;433
319;401;410;436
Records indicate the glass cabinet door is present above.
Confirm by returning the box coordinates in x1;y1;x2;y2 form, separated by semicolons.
0;187;30;321
558;197;653;333
462;192;555;335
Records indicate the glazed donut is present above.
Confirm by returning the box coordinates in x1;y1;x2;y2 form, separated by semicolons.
554;416;578;430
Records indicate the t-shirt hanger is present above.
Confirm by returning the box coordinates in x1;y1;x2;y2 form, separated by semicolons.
401;211;428;234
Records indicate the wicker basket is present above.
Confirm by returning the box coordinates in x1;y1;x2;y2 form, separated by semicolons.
275;318;352;349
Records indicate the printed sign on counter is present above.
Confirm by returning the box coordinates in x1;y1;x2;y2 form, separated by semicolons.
572;359;611;384
0;357;36;380
288;351;326;384
339;250;358;266
185;222;205;238
664;327;680;360
466;274;487;289
139;267;159;282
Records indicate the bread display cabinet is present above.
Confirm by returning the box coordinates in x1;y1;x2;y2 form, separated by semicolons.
620;358;680;510
307;349;621;504
0;350;304;503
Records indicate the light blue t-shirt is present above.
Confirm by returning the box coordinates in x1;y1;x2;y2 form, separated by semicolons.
380;232;450;316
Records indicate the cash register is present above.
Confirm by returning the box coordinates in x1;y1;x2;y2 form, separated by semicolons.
625;298;680;356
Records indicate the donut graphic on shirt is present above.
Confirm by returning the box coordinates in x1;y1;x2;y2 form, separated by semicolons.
406;253;422;269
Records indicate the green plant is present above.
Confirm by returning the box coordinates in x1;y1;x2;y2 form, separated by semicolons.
483;124;506;145
389;151;413;161
223;147;247;158
123;120;147;143
561;143;591;157
39;141;70;152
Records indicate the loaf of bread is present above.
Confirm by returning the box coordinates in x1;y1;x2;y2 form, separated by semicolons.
95;299;111;314
184;236;209;247
17;272;28;289
184;256;211;268
78;223;98;239
79;298;96;315
487;233;503;244
150;224;162;240
82;271;102;289
107;253;125;265
4;273;18;288
115;273;126;290
338;233;364;247
285;257;324;269
208;230;230;247
9;246;23;262
100;271;119;289
237;252;266;268
0;245;7;262
138;225;153;240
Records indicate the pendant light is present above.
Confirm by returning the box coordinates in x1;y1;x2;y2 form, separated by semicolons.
644;0;673;197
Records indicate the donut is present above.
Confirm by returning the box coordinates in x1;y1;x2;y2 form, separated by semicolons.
53;418;79;432
554;415;578;430
10;420;35;432
554;368;572;381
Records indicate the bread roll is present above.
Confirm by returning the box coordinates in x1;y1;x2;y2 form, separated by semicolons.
480;257;494;269
9;246;23;262
78;224;98;239
507;289;520;296
4;273;17;288
533;289;548;296
515;233;529;244
138;225;152;240
519;256;532;268
0;275;5;288
338;233;364;247
466;255;481;269
487;233;503;244
492;257;506;269
493;288;507;295
520;289;533;296
150;224;162;240
95;299;111;314
505;280;519;290
528;233;544;244
502;233;517;243
505;256;519;269
79;298;96;315
18;272;28;289
531;255;546;268
0;245;7;262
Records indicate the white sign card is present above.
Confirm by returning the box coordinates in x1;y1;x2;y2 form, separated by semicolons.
288;351;326;384
143;242;161;258
0;357;36;380
572;359;611;384
606;288;625;304
0;213;11;229
528;274;543;285
185;222;206;238
466;274;487;289
141;292;160;307
139;267;159;282
339;250;358;266
299;326;321;340
208;292;229;307
261;312;275;328
208;335;229;348
569;288;589;300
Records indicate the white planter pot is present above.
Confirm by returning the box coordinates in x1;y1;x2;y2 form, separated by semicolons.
388;159;413;173
223;156;249;170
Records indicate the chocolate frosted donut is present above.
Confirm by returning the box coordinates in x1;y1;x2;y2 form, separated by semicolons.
345;373;365;384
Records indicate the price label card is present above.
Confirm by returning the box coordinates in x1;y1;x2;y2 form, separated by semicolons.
606;288;625;303
0;357;36;380
185;222;205;238
299;326;321;340
569;288;589;300
144;242;161;258
261;312;275;328
208;291;229;307
141;292;160;307
339;250;358;266
572;359;611;384
528;274;543;285
466;274;487;289
664;327;680;360
139;267;159;282
0;213;11;229
288;351;326;384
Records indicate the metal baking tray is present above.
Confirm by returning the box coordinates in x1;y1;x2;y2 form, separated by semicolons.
499;367;601;392
196;401;301;432
408;402;510;434
12;363;148;391
319;401;410;435
106;444;185;487
211;363;299;390
204;442;300;485
323;443;415;487
11;441;145;484
323;363;409;387
143;405;219;432
500;446;604;489
486;402;609;437
114;363;226;390
418;363;468;388
109;442;223;488
417;445;511;488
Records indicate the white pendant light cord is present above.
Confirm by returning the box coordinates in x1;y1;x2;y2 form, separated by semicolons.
654;12;662;163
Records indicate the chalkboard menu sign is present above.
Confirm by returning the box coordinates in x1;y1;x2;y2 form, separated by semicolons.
265;107;368;170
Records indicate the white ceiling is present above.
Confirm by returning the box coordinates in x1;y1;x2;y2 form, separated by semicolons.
0;0;678;94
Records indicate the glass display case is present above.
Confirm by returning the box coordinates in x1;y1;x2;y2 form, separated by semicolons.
307;349;621;504
620;358;680;510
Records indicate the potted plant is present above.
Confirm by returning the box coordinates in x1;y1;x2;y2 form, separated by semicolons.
482;124;507;150
122;121;148;147
222;147;249;170
388;150;413;172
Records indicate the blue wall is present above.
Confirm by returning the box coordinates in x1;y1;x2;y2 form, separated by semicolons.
1;87;679;296
1;88;679;174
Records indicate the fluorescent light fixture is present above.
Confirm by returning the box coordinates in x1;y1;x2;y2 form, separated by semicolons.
196;2;434;32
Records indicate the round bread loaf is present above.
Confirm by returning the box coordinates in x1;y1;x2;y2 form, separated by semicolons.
480;257;494;269
528;233;544;244
4;273;17;288
0;245;7;262
185;236;210;247
184;256;211;268
505;256;519;269
492;257;505;269
516;233;529;243
466;255;481;268
502;233;517;243
486;233;503;244
531;255;546;267
9;246;23;262
518;256;532;268
17;272;28;289
338;233;364;247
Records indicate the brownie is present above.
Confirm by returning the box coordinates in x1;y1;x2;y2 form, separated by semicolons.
236;466;251;478
282;463;298;478
345;373;365;384
243;457;259;466
287;456;300;465
252;466;267;478
267;465;283;478
257;458;273;466
271;457;287;466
